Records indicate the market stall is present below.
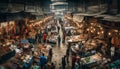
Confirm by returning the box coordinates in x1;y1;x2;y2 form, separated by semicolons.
34;44;52;62
47;35;58;44
20;39;31;52
65;14;118;69
66;34;88;43
81;53;110;68
0;15;54;69
0;50;15;64
84;39;107;51
65;26;78;36
0;38;16;64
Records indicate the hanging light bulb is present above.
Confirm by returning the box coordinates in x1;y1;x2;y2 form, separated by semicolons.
93;28;96;31
108;32;111;36
101;31;104;34
91;23;94;25
91;30;94;33
114;30;118;32
87;28;89;31
97;32;100;35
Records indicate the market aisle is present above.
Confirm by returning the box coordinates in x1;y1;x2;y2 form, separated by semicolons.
52;20;67;69
33;20;71;69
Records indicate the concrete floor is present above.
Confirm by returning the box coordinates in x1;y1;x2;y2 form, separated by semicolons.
51;21;71;69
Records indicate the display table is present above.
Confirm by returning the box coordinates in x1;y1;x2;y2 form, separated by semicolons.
47;35;57;44
28;31;36;44
19;39;31;51
67;34;88;43
2;39;15;46
84;39;107;51
23;56;33;69
51;30;57;34
81;53;103;68
84;39;98;51
67;34;88;48
34;44;52;59
40;44;52;57
71;44;97;57
65;26;77;36
15;53;33;69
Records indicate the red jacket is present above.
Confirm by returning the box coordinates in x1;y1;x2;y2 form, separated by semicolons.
72;56;77;65
43;34;47;40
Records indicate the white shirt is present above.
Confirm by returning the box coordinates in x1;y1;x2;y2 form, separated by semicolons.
111;46;115;52
110;46;115;56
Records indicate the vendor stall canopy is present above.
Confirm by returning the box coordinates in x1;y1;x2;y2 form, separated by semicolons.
0;0;52;21
0;0;120;21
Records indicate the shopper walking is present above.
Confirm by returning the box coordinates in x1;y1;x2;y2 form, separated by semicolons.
110;45;115;60
66;47;70;63
62;56;66;69
57;26;60;33
40;53;47;69
62;29;66;43
51;62;55;69
48;48;53;62
58;35;61;47
38;31;42;43
72;54;77;69
43;32;47;43
101;46;106;56
35;32;39;44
